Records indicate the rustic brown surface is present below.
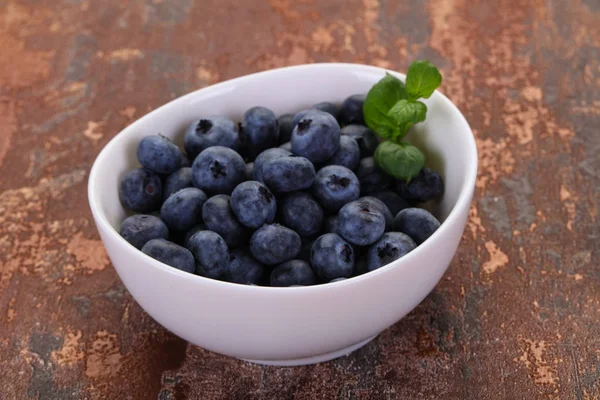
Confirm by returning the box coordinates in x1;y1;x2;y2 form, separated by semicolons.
0;0;598;398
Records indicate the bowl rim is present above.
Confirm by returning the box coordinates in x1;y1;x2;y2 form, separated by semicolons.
88;62;478;292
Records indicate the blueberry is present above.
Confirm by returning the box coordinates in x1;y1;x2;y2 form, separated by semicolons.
119;168;162;213
226;248;265;284
245;162;254;181
361;196;394;232
163;167;193;200
252;148;291;183
262;155;315;193
323;135;360;171
183;116;240;159
160;187;207;232
278;114;294;144
250;224;301;265
241;107;278;158
393;208;441;245
191;146;246;195
396;168;444;203
356;157;393;194
310;233;354;281
338;199;386;246
330;277;347;283
323;215;339;234
119;214;169;249
339;94;366;126
231;181;277;228
141;239;195;273
136;135;183;175
202;195;250;247
279;142;292;151
370;190;409;216
312;165;360;212
367;232;416;272
291;110;341;163
291;109;311;130
280;192;324;237
340;125;379;157
184;224;206;247
312;102;340;120
270;260;317;287
186;230;229;279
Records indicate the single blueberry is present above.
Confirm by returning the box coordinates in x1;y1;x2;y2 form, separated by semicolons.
340;125;379;158
361;196;394;231
119;168;162;213
393;208;441;245
312;102;340;120
291;110;341;163
280;191;324;237
356;157;393;194
279;142;292;151
245;162;254;181
241;107;279;158
396;168;444;203
163;167;193;200
370;190;409;216
250;224;301;265
160;187;207;232
338;199;386;246
291;109;311;130
323;215;339;234
310;233;354;281
270;260;317;287
141;239;195;273
226;248;265;285
312;165;360;212
338;94;366;126
278;114;294;144
137;134;183;175
202;195;250;248
231;181;277;228
187;230;229;279
119;214;169;249
252;148;291;183
323;135;361;171
183;116;240;159
367;232;416;272
184;224;206;247
191;146;246;195
262;155;316;193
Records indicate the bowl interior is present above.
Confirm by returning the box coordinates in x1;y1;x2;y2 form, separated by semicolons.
90;63;476;245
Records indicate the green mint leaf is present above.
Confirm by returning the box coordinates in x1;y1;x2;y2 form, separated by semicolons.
363;72;407;139
387;99;427;137
405;60;442;101
374;141;425;181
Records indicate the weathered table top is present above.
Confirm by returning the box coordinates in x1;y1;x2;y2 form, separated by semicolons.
1;0;598;398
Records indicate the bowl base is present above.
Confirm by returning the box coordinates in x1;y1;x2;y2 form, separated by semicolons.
241;334;378;366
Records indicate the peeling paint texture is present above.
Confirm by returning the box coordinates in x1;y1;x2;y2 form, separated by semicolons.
0;0;598;399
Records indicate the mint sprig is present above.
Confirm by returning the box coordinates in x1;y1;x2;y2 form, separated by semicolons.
374;141;424;181
363;73;407;140
363;60;442;181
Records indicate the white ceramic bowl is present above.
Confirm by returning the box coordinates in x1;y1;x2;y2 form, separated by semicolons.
88;63;477;366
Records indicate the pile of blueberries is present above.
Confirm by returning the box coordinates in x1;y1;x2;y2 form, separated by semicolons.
118;95;443;287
